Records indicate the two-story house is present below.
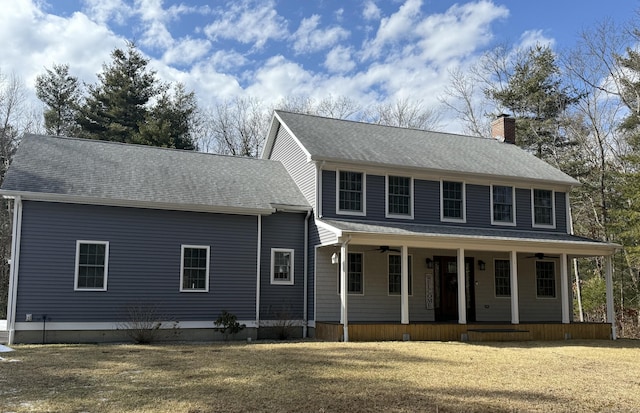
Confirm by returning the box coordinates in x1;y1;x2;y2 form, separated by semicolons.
0;110;618;344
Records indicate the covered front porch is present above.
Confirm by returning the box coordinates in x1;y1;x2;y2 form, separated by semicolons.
313;219;619;342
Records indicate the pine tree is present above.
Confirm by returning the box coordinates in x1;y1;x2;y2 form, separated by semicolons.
35;64;81;136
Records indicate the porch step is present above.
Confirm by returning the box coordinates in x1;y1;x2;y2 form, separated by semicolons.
466;328;531;342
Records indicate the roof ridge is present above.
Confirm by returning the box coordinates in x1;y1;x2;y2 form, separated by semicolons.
274;110;490;141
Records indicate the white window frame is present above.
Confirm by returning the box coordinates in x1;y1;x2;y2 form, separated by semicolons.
336;252;365;295
535;260;557;299
491;185;516;226
386;175;414;219
440;180;466;223
74;240;109;291
336;170;366;216
494;259;511;298
387;254;413;296
270;248;295;285
180;245;210;293
531;188;556;229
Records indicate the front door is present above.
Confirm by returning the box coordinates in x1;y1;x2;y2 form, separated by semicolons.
435;256;476;322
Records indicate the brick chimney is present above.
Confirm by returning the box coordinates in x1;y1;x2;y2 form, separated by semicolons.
491;114;516;144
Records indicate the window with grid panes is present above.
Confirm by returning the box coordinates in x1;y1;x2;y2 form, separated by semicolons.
494;259;511;297
442;181;463;219
338;171;363;212
536;261;556;298
387;176;411;216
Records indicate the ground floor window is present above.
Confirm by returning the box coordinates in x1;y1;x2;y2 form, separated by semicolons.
181;245;210;292
494;259;511;297
271;248;294;285
388;254;413;295
75;240;109;291
536;261;556;298
337;252;364;294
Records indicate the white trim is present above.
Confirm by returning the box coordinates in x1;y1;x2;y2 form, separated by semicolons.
385;175;414;219
15;320;259;331
180;245;210;292
270;248;295;285
401;246;409;324
303;210;311;338
605;256;616;339
74;240;109;292
7;196;23;345
387;253;414;296
336;170;366;216
490;184;516;226
316;161;323;218
440;180;466;223
531;188;556;229
256;216;262;326
560;253;570;323
0;190;275;216
457;248;466;324
534;259;557;299
510;250;519;324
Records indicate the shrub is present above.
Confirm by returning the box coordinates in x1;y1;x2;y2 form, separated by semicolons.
213;310;245;340
118;304;179;344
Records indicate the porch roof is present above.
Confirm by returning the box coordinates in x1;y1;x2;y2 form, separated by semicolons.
319;218;619;256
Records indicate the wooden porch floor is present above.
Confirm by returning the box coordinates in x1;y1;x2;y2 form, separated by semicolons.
315;322;612;342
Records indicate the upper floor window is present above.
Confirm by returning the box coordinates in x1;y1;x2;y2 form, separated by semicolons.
337;171;365;215
441;181;465;222
386;175;413;218
181;245;210;292
74;241;109;291
536;261;556;298
532;189;554;227
494;259;511;297
491;185;515;225
337;252;364;295
388;254;413;295
271;248;294;285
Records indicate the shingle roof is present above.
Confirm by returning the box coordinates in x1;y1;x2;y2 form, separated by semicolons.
320;219;617;253
1;134;310;213
273;111;579;186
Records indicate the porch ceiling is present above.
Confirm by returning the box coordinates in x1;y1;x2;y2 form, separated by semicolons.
319;218;619;257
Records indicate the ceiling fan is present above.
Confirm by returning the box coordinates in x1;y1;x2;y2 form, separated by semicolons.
368;246;401;253
526;253;559;259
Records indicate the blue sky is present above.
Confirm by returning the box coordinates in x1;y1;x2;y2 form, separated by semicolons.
1;0;636;131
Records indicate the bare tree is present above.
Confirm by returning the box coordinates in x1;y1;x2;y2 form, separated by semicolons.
274;94;361;119
361;97;442;131
440;66;490;137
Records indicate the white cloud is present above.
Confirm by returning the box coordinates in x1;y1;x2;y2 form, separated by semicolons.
518;30;555;50
82;0;133;25
363;0;381;21
161;37;211;66
204;0;288;49
324;46;356;73
364;0;422;58
291;15;350;54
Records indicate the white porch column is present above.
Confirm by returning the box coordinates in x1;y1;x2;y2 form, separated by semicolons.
560;253;570;324
339;240;349;342
457;248;466;324
401;245;409;324
510;250;519;324
605;255;617;340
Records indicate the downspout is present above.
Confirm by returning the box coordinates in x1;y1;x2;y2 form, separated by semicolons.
7;196;23;345
255;215;262;332
303;209;311;338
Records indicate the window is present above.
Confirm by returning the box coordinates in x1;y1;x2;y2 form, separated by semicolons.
387;175;412;218
388;255;413;295
75;241;109;291
337;171;365;214
494;259;511;297
492;185;515;225
337;252;364;294
181;245;210;292
271;248;294;285
536;261;556;298
532;189;554;227
441;181;465;221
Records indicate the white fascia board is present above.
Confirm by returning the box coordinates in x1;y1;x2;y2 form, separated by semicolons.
271;204;313;213
260;113;281;159
273;112;314;162
0;190;275;216
315;219;343;238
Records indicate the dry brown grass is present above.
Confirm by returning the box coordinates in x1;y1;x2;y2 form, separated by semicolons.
1;340;639;412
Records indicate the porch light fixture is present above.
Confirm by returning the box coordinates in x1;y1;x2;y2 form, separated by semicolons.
478;260;486;271
331;252;339;265
425;258;433;269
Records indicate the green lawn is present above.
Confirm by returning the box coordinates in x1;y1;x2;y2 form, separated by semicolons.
1;340;639;412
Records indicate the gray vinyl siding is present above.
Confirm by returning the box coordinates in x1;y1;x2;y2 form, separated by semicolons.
315;246;435;322
16;201;259;323
322;170;568;233
269;125;316;208
260;212;306;320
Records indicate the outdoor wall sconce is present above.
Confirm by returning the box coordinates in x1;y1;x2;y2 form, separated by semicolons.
331;252;339;265
425;258;433;269
478;260;486;271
